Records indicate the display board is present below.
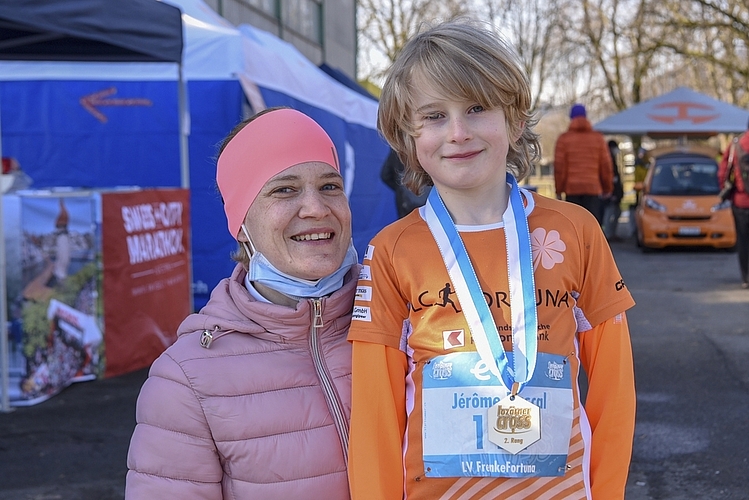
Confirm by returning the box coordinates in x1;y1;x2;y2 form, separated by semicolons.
2;188;190;406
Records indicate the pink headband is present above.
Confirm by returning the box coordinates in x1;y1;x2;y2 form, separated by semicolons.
216;108;339;239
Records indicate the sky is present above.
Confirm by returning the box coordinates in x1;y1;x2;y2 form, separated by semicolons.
11;193;98;236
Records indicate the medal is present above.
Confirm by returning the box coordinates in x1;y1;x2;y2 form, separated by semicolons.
488;383;541;454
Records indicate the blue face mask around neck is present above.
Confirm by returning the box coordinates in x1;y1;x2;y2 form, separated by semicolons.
243;231;358;300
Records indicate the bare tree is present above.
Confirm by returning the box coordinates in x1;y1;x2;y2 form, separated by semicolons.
480;0;579;111
355;0;747;125
356;0;468;83
568;0;673;113
656;0;749;106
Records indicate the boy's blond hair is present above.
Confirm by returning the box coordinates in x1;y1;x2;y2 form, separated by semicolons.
378;18;541;194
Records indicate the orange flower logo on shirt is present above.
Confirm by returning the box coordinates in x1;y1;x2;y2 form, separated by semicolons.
531;228;566;271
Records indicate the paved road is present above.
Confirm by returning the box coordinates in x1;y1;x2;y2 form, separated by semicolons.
0;366;146;499
1;233;748;499
616;237;749;500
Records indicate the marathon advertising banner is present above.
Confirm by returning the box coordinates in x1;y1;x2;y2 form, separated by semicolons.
101;189;191;378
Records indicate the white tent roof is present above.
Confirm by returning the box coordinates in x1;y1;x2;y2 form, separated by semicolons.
594;87;749;136
237;24;378;129
162;0;243;80
163;0;379;126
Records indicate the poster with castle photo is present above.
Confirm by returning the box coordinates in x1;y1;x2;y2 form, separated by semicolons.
2;188;192;406
5;193;100;406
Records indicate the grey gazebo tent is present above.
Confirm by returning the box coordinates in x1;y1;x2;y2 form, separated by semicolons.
0;0;184;412
594;87;749;137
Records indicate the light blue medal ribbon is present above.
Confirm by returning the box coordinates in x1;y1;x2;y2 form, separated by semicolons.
424;173;538;393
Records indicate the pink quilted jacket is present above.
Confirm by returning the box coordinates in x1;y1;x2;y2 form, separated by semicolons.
125;263;359;499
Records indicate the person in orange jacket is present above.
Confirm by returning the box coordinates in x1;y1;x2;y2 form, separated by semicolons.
554;104;614;224
347;18;636;500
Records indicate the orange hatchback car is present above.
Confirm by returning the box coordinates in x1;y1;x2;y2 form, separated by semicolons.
634;146;736;250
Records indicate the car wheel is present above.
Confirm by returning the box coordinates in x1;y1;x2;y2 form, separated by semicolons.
636;229;654;253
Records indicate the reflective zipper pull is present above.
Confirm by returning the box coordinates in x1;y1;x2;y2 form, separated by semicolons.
200;325;219;349
312;299;323;328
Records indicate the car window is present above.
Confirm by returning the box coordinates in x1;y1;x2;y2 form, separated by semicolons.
649;159;720;196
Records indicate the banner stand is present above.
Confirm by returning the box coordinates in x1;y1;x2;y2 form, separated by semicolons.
0;187;190;407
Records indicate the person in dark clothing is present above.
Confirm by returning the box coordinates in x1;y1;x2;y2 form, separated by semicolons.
602;140;625;241
380;148;430;218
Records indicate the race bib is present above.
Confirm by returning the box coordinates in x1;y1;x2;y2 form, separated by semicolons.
422;351;573;478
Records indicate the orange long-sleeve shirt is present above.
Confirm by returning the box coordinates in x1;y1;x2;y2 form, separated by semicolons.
348;192;636;499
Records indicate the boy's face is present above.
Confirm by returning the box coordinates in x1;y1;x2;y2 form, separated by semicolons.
409;74;511;197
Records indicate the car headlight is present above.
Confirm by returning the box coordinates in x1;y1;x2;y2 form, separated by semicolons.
644;196;666;212
711;199;732;212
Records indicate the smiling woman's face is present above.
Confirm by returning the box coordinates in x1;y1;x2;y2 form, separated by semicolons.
239;161;352;281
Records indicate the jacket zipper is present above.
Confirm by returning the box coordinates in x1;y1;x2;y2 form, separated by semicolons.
309;298;350;463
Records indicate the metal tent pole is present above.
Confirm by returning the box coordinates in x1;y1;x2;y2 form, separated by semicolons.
0;96;11;413
177;63;194;310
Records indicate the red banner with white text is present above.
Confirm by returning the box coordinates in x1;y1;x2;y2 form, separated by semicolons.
101;189;191;377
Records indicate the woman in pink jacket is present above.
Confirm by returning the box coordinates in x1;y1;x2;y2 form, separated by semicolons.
125;107;358;499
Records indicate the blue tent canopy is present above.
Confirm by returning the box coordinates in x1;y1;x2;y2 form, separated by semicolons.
0;0;397;314
0;0;182;63
319;63;377;100
0;0;184;412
